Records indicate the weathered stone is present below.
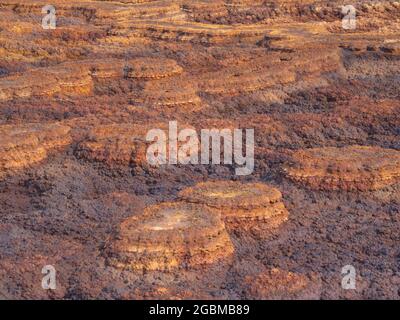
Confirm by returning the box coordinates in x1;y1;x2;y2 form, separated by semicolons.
283;146;400;191
104;201;234;271
179;181;289;227
0;122;71;176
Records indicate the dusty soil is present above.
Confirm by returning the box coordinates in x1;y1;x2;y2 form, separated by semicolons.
0;0;399;299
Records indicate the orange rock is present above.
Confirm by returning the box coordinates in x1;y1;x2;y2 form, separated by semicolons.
75;123;143;167
104;201;234;271
129;20;271;44
283;146;400;191
179;181;289;227
133;78;202;110
75;121;196;167
0;122;71;175
89;57;183;80
125;57;183;79
0;63;93;101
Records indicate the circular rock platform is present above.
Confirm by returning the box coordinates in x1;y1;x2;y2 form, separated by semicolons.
179;181;289;227
283;146;400;191
104;201;234;271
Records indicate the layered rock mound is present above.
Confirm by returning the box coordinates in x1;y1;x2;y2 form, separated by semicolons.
132;78;202;110
129;20;271;44
0;122;71;176
0;63;93;101
0;57;182;101
124;57;183;79
88;57;183;80
283;146;400;191
243;268;321;300
75;124;146;167
197;46;341;96
0;0;399;299
75;121;197;168
104;201;234;271
179;181;289;227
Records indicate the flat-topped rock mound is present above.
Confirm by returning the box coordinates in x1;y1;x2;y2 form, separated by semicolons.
283;146;400;191
0;122;71;175
198;61;295;95
75;123;147;166
195;45;341;96
75;121;198;167
89;57;183;80
124;57;183;79
104;201;234;271
88;60;127;80
129;20;271;44
179;181;288;226
0;63;93;101
133;78;202;110
0;57;182;101
243;268;321;300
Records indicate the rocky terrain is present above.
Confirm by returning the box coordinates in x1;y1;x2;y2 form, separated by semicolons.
0;0;399;299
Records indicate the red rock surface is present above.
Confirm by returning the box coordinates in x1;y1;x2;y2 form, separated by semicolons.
0;0;399;300
243;268;322;300
0;122;71;176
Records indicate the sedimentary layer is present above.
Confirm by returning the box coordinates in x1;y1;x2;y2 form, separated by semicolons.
104;201;234;271
0;122;71;176
179;181;289;226
283;146;400;191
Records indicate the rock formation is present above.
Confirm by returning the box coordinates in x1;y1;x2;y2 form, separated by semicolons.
132;78;202;110
75;123;146;167
0;122;71;176
75;121;198;168
179;181;289;228
104;201;234;271
283;146;400;191
125;57;184;80
0;63;93;101
0;0;399;299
